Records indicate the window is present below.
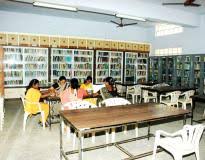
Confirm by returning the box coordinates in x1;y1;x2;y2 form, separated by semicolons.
155;47;182;56
155;23;183;37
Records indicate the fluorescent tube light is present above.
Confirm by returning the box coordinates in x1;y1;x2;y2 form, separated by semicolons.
116;14;146;22
33;1;78;11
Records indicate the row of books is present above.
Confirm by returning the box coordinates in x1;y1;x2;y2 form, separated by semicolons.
110;58;121;63
53;64;72;70
5;80;23;85
74;50;92;56
97;57;109;63
4;54;23;61
74;57;92;62
25;64;47;69
25;71;47;77
97;64;109;69
52;49;72;55
5;71;23;77
110;64;121;69
126;59;136;64
53;56;72;62
137;65;147;70
24;55;47;62
74;71;92;77
53;70;72;77
4;64;23;69
24;49;47;54
97;71;108;76
74;63;92;69
110;70;121;76
137;71;146;76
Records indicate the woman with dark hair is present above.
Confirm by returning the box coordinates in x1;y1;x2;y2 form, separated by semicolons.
100;76;119;100
60;78;86;105
80;76;98;105
25;79;51;125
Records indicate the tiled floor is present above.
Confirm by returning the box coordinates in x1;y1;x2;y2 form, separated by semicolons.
0;99;204;160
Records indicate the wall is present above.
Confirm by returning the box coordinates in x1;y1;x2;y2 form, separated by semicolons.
149;15;205;56
0;10;150;43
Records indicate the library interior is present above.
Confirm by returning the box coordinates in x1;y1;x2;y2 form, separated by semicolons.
0;0;205;160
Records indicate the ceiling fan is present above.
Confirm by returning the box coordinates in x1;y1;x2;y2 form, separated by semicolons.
162;0;201;7
110;18;138;27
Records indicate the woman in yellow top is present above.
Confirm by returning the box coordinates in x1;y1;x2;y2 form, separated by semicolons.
80;76;98;105
25;79;51;126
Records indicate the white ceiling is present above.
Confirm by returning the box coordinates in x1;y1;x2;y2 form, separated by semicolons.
0;0;204;28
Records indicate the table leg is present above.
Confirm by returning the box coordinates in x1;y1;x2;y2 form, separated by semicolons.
78;132;83;160
191;99;195;125
183;114;187;125
60;116;63;160
147;122;151;140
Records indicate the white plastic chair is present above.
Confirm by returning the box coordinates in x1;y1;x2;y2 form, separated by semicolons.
178;90;195;110
142;90;157;103
128;85;141;104
126;86;135;99
20;96;45;131
101;97;131;107
152;124;205;160
115;83;126;97
0;97;4;131
62;100;98;149
160;91;181;107
100;98;134;142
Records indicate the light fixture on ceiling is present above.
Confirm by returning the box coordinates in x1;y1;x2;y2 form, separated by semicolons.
33;1;78;11
115;14;146;22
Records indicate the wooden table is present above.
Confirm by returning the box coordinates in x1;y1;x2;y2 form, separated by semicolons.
46;96;61;130
191;95;205;124
141;86;196;103
59;103;190;160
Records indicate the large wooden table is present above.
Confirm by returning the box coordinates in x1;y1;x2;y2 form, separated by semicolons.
59;103;190;160
141;86;196;102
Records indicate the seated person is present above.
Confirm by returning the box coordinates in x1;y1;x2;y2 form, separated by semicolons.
25;79;51;126
80;76;99;105
60;78;87;106
51;76;69;95
100;77;119;100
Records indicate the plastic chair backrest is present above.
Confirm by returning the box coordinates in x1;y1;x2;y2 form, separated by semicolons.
62;100;97;110
102;98;131;107
20;95;41;111
127;86;135;94
182;124;204;146
169;91;181;102
184;90;195;100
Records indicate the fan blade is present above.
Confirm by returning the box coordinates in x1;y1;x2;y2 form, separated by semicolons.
123;23;138;27
187;3;201;6
162;3;184;5
110;20;120;25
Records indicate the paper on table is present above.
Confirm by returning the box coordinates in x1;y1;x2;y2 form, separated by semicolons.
93;84;105;93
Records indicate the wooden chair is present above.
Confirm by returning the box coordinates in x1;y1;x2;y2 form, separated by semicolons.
152;124;205;160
